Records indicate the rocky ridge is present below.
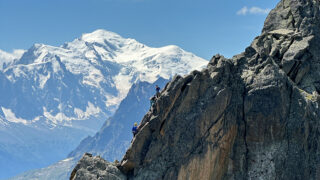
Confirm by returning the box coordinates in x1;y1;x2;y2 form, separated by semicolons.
71;0;320;179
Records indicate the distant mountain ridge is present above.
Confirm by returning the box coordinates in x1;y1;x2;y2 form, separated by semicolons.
0;29;207;179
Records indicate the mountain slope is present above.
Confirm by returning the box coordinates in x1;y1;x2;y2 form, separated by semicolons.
0;29;207;179
69;78;168;161
71;0;320;179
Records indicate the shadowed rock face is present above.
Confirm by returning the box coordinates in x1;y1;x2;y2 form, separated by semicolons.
71;0;320;179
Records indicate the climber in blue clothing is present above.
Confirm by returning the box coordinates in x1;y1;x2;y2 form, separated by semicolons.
132;122;138;137
150;95;156;109
155;85;161;98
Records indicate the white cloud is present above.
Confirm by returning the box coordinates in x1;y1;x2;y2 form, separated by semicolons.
250;7;271;15
237;6;248;15
237;6;271;15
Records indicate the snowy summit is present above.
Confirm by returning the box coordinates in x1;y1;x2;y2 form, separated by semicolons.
4;29;207;124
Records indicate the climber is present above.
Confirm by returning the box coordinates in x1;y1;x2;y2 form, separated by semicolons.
132;122;138;137
150;95;156;108
155;85;161;98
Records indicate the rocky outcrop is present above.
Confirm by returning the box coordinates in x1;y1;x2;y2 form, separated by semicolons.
70;153;126;180
71;0;320;179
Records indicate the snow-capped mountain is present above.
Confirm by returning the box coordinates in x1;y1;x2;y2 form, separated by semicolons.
0;29;207;179
11;78;168;180
4;29;206;125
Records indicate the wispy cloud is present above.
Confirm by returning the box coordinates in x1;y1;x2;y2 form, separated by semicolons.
237;6;271;15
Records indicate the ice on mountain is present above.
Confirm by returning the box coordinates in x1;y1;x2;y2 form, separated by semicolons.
1;107;29;125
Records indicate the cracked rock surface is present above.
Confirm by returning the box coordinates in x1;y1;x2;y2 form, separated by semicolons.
71;0;320;179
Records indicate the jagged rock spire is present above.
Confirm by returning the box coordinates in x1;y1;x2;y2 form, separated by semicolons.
262;0;320;36
249;0;320;94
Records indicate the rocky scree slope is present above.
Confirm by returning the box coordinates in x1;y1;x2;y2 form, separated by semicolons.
71;0;320;179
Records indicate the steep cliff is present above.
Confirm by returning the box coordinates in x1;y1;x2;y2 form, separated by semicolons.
71;0;320;179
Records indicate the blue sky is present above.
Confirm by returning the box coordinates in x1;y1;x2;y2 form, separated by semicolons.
0;0;279;60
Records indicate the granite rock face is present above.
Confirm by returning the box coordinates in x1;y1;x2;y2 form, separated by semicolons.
71;0;320;179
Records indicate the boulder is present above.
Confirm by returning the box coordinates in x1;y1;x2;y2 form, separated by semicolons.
70;153;126;180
